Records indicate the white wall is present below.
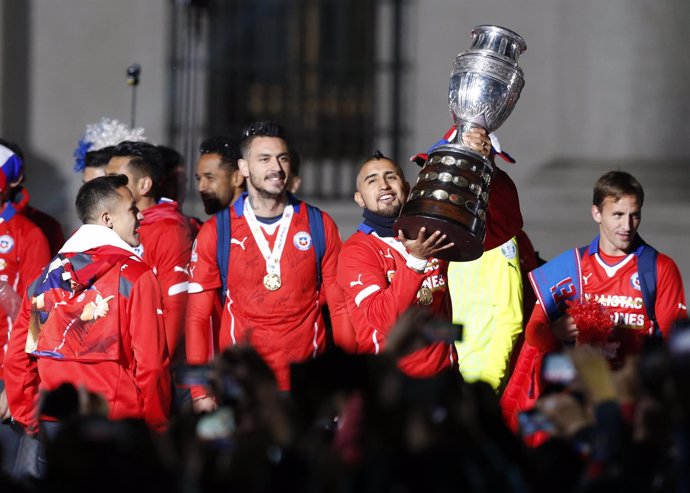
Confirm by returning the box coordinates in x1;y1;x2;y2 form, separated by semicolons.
5;0;169;230
407;0;690;172
405;0;690;287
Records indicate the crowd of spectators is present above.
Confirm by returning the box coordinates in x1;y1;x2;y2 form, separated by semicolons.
3;313;690;493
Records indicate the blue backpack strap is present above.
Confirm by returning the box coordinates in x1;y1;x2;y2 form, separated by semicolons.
215;207;231;304
636;244;658;335
306;204;326;288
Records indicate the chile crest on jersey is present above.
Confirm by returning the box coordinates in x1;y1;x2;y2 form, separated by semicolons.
630;272;641;291
293;231;312;251
0;234;14;253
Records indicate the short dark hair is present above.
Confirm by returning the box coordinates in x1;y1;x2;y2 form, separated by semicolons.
111;141;164;198
239;121;288;158
84;146;114;169
356;149;404;179
199;136;241;172
593;171;644;209
368;150;389;161
156;145;184;173
75;174;129;224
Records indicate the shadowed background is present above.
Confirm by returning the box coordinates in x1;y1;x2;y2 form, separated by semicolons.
1;0;688;289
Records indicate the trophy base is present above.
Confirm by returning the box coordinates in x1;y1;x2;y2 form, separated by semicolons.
394;144;492;262
394;201;484;262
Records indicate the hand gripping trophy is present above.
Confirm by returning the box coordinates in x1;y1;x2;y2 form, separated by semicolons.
394;25;526;261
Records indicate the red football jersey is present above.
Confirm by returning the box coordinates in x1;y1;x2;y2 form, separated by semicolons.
526;249;686;363
336;231;456;377
504;246;686;431
186;198;349;391
0;208;51;378
138;201;193;359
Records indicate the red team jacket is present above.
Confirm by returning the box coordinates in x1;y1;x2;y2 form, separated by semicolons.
4;226;171;432
500;244;687;433
137;200;193;359
0;204;51;380
336;231;456;377
186;196;351;392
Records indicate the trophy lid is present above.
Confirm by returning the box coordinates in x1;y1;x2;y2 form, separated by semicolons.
469;25;527;64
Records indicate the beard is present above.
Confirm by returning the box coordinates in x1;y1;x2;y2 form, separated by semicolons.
249;171;287;199
377;203;402;218
201;193;225;215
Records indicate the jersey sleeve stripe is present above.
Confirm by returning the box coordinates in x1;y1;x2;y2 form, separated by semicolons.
355;284;381;307
188;282;204;294
168;282;189;296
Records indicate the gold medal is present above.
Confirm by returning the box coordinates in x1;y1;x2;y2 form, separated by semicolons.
417;286;433;305
263;273;282;291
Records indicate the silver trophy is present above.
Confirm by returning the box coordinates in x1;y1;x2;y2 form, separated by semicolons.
394;25;526;261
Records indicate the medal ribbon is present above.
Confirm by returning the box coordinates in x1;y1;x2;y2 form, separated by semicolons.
243;199;294;280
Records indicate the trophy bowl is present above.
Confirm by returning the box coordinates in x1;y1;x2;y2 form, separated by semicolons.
394;25;526;262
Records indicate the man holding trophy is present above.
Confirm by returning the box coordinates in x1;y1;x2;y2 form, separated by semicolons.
337;25;527;375
395;25;527;262
337;133;491;375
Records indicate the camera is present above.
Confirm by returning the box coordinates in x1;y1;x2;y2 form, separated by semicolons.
669;319;690;358
175;364;214;387
518;408;554;436
541;351;577;388
175;364;244;405
423;320;463;344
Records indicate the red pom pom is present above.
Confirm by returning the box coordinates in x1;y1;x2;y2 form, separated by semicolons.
566;299;613;346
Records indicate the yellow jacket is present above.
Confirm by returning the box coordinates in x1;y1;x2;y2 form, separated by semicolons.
448;237;523;390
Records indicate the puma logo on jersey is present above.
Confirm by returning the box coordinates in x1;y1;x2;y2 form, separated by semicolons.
174;265;190;275
350;274;364;287
231;237;248;250
583;272;593;285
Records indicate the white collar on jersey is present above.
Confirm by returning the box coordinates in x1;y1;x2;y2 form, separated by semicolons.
59;224;140;257
594;252;635;278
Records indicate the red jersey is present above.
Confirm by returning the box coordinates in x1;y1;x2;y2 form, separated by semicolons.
0;204;51;379
4;226;171;432
526;248;686;363
336;230;456;377
186;196;350;391
502;243;686;434
138;200;193;359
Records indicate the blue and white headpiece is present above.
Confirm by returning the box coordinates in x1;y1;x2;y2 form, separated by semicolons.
73;118;147;172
